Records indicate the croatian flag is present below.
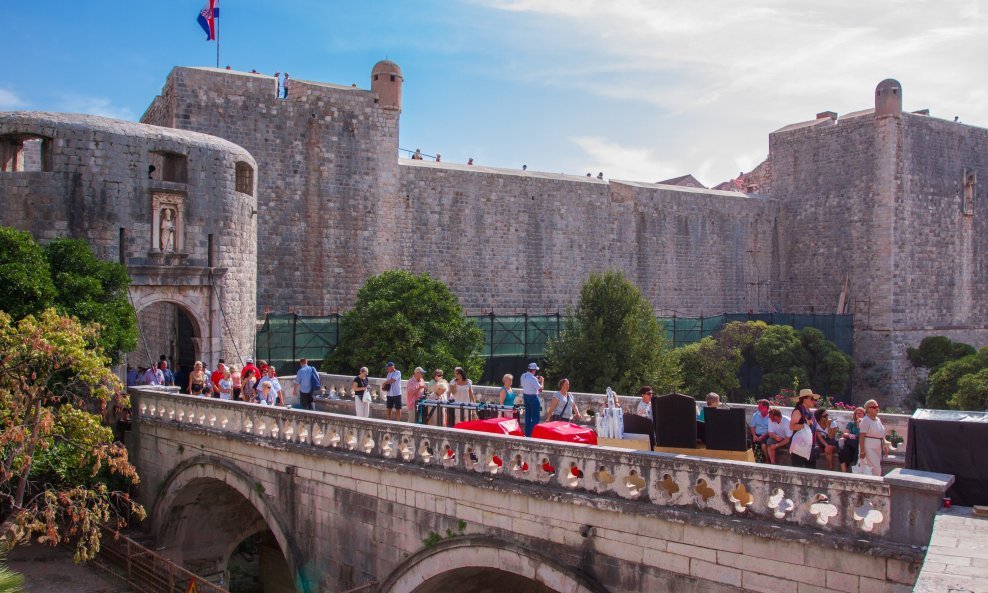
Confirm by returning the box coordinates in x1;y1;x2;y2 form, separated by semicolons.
197;0;219;41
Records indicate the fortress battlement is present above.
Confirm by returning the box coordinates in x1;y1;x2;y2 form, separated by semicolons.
3;63;985;405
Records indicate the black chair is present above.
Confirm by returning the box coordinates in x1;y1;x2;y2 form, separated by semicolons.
622;413;655;450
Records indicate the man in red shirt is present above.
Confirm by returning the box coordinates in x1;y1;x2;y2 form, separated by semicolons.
210;360;226;398
241;357;260;384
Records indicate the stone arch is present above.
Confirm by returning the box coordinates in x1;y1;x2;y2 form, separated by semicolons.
377;536;608;593
151;455;306;592
128;290;209;365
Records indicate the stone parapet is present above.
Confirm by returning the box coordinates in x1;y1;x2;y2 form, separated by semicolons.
132;387;946;548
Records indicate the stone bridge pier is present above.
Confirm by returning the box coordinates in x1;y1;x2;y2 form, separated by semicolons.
128;388;951;593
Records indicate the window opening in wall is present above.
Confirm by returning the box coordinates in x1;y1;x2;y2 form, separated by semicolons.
150;151;188;183
235;161;254;195
963;169;975;216
208;234;215;268
119;228;127;265
0;134;52;172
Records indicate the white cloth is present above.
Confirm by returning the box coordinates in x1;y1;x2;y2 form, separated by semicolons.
635;400;652;420
354;395;371;418
790;424;813;459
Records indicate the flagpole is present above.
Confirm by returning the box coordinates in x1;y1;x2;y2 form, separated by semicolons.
215;3;220;69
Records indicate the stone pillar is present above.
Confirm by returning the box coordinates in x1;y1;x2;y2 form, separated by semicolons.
885;468;954;546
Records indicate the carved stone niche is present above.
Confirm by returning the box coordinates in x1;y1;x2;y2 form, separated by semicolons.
150;191;186;255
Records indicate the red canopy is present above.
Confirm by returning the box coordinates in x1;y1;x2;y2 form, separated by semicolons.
532;421;598;445
454;417;523;437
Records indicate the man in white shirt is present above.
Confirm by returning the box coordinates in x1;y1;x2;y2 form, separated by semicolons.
766;408;793;464
635;386;653;420
520;362;544;437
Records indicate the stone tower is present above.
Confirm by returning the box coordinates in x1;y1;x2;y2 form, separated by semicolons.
371;60;403;112
875;78;902;116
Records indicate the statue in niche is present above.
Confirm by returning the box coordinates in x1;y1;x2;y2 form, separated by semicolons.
160;207;176;252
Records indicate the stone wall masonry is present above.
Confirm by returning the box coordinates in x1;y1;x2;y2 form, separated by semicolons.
398;162;781;314
131;388;947;593
141;67;400;316
0;111;257;365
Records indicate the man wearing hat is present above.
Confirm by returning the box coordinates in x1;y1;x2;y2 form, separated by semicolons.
242;357;260;384
383;362;403;421
520;362;544;437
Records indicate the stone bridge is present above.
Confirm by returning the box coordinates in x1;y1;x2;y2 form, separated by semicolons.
128;388;949;593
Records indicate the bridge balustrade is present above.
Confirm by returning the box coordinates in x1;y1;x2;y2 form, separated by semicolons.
312;373;912;450
132;387;949;550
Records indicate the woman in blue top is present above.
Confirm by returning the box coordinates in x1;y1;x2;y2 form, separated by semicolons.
499;373;516;411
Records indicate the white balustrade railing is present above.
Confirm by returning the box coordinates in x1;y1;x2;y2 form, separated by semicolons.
131;387;948;547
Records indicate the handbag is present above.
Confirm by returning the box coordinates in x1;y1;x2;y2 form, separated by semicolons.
790;426;813;460
362;390;372;404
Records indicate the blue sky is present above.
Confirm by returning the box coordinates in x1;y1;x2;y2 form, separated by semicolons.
3;1;985;186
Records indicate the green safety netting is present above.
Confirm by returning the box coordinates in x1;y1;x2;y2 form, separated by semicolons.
256;312;852;380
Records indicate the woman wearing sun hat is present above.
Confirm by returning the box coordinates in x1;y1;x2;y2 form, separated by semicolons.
789;388;821;468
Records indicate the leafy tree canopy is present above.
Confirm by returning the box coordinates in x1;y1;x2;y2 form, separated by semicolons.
672;321;851;400
0;228;55;321
44;238;137;363
544;271;679;396
926;347;988;410
0;229;136;364
907;336;976;371
325;270;484;380
674;337;741;399
0;309;144;562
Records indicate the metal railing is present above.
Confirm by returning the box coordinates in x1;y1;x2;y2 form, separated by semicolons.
92;525;228;593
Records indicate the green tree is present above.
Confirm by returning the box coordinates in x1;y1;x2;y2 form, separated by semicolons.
673;337;741;399
926;348;988;409
753;324;807;394
907;336;976;371
0;309;145;563
0;228;55;321
951;367;988;411
326;270;483;380
0;229;136;364
544;271;679;396
44;238;137;363
800;327;852;396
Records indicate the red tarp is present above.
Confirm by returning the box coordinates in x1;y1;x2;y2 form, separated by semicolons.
454;417;523;437
532;421;598;445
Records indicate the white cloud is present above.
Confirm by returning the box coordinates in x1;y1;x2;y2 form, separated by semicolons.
476;0;988;184
58;95;136;121
0;88;26;110
570;135;683;182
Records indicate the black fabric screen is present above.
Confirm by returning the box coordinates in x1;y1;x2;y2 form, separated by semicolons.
906;410;988;507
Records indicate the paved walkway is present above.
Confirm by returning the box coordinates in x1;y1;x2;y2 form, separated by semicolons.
913;506;988;593
6;543;133;593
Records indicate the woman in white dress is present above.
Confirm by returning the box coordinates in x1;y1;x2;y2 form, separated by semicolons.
858;399;887;476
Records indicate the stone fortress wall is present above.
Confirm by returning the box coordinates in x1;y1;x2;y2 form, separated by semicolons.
142;67;401;316
2;64;984;405
142;67;781;319
0;112;257;367
768;81;988;401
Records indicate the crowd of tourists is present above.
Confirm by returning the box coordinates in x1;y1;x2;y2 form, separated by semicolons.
126;356;298;407
131;356;889;474
744;389;888;475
